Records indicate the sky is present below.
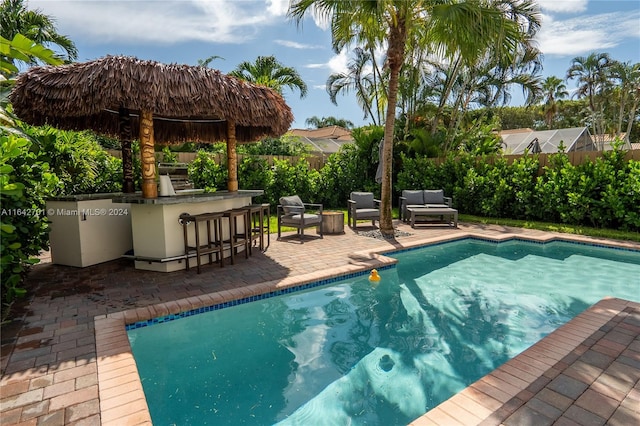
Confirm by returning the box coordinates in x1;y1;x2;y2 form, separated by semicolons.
28;0;640;129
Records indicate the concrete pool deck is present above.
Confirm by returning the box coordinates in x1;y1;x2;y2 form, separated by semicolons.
1;221;638;425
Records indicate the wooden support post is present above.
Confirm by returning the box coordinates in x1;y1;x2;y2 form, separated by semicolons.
119;107;135;193
227;120;238;192
140;109;157;198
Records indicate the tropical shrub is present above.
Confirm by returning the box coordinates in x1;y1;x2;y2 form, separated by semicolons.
270;158;320;205
316;144;369;208
238;156;272;204
28;126;122;194
188;150;227;192
1;132;60;306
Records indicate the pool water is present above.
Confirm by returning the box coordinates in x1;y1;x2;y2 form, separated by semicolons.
127;239;640;425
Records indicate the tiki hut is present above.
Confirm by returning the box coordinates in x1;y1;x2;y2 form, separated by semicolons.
9;55;293;198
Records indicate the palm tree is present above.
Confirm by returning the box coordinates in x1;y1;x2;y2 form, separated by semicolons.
566;52;612;147
540;76;568;129
566;52;612;110
609;61;640;140
229;55;307;99
289;0;538;236
326;47;383;125
0;0;77;67
196;55;224;68
305;116;355;129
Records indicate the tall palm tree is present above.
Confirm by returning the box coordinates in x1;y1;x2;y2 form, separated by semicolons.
566;52;612;110
0;0;77;67
540;76;568;129
326;47;382;125
430;1;542;145
229;55;307;99
566;52;612;146
609;61;640;139
289;0;537;236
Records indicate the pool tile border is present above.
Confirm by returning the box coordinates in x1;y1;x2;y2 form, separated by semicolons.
94;230;640;425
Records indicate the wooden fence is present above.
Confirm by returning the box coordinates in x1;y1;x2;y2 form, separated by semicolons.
107;149;640;173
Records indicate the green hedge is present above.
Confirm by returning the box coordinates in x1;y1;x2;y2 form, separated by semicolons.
188;146;639;232
397;150;639;232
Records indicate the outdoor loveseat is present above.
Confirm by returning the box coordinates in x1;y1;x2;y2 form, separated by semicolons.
399;189;452;222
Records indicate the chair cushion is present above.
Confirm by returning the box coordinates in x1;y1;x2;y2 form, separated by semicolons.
402;190;424;205
281;213;322;225
356;208;380;218
350;192;374;209
423;189;444;204
280;195;305;214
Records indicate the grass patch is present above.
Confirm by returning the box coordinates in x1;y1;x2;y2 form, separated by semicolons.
459;214;640;243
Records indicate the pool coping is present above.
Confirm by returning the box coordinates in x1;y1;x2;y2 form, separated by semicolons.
94;230;640;425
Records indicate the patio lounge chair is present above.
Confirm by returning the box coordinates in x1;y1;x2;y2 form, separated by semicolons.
277;195;323;241
399;189;452;222
348;191;380;230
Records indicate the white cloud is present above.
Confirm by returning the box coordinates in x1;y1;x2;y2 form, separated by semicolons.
303;49;348;72
266;0;290;16
537;0;588;14
30;0;289;44
537;10;640;57
274;40;324;49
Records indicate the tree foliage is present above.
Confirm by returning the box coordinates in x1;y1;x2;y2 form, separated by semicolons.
229;55;308;99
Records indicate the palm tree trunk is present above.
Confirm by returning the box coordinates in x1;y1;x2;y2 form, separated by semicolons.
380;21;407;236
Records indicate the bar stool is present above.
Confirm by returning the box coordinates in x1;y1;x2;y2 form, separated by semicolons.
179;212;224;273
246;203;270;251
222;208;250;264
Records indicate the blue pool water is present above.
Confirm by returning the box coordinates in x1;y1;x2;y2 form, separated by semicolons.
127;238;640;425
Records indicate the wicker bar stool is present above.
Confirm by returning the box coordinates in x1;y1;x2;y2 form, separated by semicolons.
179;212;224;273
222;208;250;264
246;203;270;251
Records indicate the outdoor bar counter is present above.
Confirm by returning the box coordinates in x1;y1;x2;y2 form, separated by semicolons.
114;189;264;272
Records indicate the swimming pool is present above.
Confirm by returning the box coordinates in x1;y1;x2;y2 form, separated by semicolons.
127;238;640;425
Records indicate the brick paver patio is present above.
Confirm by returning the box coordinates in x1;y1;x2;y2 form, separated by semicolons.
1;221;638;425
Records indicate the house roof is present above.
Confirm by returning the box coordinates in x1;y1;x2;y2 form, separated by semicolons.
288;126;354;154
499;127;595;154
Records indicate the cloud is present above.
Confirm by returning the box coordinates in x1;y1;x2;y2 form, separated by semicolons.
275;40;324;49
537;0;588;14
537;10;640;57
302;50;347;72
30;0;289;44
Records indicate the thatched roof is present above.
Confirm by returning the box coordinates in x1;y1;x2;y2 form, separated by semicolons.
9;55;293;144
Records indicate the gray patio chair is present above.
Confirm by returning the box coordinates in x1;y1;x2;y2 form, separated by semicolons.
277;195;323;241
347;192;380;230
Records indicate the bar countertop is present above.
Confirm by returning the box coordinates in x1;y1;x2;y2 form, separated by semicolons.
47;192;135;202
112;189;264;205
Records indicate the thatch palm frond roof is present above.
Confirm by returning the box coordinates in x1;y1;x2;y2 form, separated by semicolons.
9;55;293;144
